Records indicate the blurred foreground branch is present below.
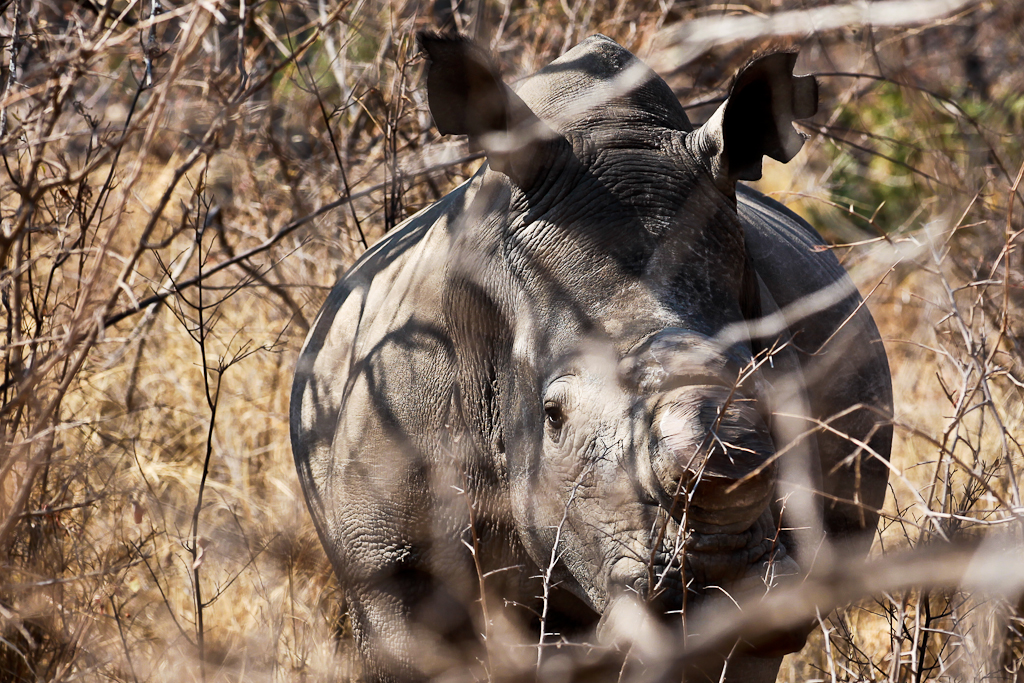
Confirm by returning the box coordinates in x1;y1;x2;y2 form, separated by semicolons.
558;538;1024;682
651;0;977;71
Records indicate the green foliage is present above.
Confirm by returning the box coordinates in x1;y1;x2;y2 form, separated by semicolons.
813;82;928;237
816;78;1024;241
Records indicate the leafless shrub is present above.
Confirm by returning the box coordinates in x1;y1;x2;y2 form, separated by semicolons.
0;0;1021;681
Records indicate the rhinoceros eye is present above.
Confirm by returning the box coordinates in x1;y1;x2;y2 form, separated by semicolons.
544;402;565;431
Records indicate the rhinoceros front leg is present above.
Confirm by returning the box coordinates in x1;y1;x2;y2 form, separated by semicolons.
337;486;541;683
322;440;490;681
343;558;482;682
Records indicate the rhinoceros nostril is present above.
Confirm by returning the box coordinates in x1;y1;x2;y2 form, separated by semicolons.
652;385;776;531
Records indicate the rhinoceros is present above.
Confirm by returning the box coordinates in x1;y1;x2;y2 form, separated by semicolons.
290;32;892;683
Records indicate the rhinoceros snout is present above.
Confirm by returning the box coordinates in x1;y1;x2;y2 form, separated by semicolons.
652;385;776;534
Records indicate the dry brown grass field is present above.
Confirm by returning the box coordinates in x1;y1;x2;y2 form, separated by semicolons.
1;0;1023;680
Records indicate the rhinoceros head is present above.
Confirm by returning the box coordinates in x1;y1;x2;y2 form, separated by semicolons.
420;33;817;635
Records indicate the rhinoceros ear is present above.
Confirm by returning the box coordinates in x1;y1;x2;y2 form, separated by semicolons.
691;51;817;185
417;31;556;188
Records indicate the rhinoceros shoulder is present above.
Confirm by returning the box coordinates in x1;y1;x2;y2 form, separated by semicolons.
290;180;472;527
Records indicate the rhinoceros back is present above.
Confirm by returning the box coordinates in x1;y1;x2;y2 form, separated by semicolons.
737;183;893;548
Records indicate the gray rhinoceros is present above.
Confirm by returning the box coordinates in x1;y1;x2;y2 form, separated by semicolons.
290;33;892;683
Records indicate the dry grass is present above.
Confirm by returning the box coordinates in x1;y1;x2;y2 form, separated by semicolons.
1;0;1022;681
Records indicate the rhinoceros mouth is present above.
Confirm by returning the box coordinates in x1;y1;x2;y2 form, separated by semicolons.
612;509;797;616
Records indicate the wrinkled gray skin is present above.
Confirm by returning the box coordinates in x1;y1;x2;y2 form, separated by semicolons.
291;34;892;683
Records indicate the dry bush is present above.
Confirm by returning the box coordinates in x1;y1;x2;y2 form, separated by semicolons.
0;0;1021;681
